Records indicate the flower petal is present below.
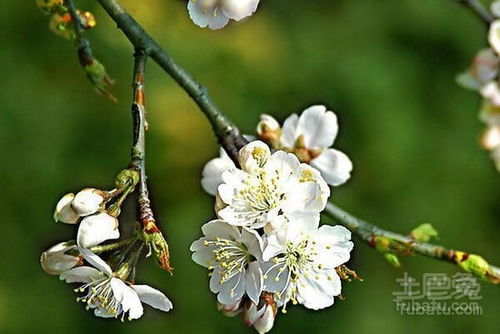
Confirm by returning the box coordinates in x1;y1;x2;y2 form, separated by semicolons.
280;114;299;148
296;105;338;149
244;262;263;305
133;284;173;312
220;0;260;21
59;266;102;283
310;148;353;186
187;1;230;30
110;278;144;320
201;219;241;239
79;248;113;276
77;213;119;248
201;149;235;195
54;193;79;224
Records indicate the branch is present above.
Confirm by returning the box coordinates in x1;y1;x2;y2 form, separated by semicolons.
95;0;499;284
456;0;495;25
324;203;500;284
129;48;172;273
96;0;247;162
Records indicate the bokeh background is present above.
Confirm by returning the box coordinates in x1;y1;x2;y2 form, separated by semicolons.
1;0;499;333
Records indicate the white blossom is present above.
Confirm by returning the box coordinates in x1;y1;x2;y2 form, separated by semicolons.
480;81;500;106
261;214;353;311
201;148;236;195
456;48;498;91
259;106;353;186
243;300;276;334
40;241;82;275
217;141;330;230
77;212;120;248
60;248;172;320
187;0;260;30
54;193;80;224
72;188;104;216
190;219;264;305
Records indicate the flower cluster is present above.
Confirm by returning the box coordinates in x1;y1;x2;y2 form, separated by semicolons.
457;1;500;171
41;170;173;320
193;109;354;333
187;0;260;30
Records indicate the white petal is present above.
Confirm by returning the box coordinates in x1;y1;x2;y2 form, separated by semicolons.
244;302;266;326
253;305;276;334
41;252;80;275
77;213;119;248
79;248;113;276
481;81;500;106
133;285;173;312
217;273;245;305
482;126;500;150
201;151;235;195
220;0;260;21
489;20;500;54
310;148;353;186
297;275;336;310
191;239;215;268
54;193;79;224
284;212;320;243
201;219;241;239
241;228;264;260
187;1;230;30
59;266;102;283
94;308;115;318
110;278;144;320
315;225;353;268
265;151;300;187
72;188;104;216
257;114;280;135
238;140;271;174
296;105;338;149
280;114;299;148
261;261;288;293
244;262;263;305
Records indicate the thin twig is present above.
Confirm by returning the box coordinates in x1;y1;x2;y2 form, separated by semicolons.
129;48;172;273
65;0;94;66
95;0;499;283
456;0;495;26
96;0;247;163
324;203;500;284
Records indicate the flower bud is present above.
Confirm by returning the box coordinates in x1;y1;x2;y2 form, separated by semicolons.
54;193;79;224
243;294;277;334
40;241;82;275
217;300;243;317
220;0;259;21
115;169;140;190
84;58;117;102
257;114;281;147
77;212;119;248
142;227;173;273
49;12;75;40
238;141;271;173
72;188;104;216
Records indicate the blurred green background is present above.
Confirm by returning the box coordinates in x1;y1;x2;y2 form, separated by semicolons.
0;0;499;333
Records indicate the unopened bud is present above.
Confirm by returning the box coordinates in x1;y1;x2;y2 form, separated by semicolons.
40;241;82;275
54;193;79;224
217;300;243;317
238;141;271;173
49;12;75;40
84;58;117;102
244;293;277;334
257;114;281;147
142;228;173;274
72;188;105;216
410;223;438;243
115;169;140;190
453;252;497;282
384;253;401;268
77;212;120;248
